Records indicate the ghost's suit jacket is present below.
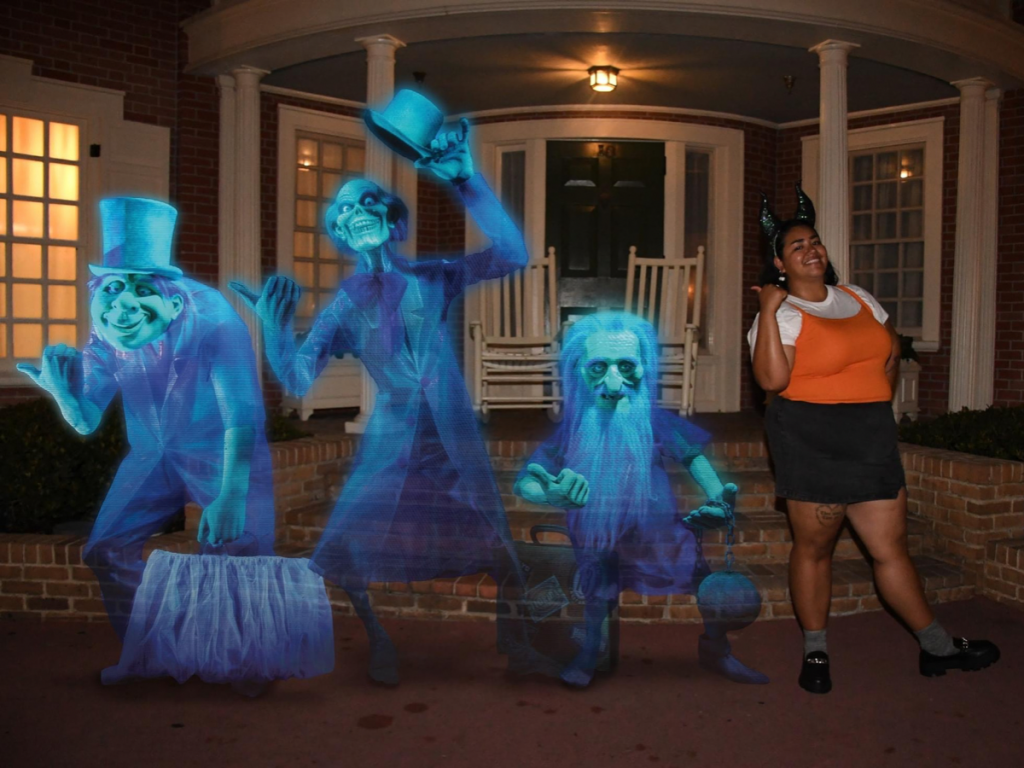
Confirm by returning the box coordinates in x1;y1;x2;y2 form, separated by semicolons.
81;279;276;556
267;173;528;587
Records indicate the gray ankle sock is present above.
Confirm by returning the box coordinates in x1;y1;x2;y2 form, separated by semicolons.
803;629;827;655
915;619;957;656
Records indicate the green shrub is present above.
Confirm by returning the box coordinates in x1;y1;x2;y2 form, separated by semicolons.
0;399;313;534
0;398;127;534
899;406;1024;462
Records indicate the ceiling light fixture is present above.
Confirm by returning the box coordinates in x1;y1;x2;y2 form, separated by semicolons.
589;65;619;93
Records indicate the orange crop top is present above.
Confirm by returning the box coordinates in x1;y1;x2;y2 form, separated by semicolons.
779;286;894;404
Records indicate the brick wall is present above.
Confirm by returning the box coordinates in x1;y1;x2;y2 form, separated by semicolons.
995;88;1024;406
902;443;1024;578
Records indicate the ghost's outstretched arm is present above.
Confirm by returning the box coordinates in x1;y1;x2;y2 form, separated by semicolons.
442;173;529;297
265;306;348;396
232;278;349;396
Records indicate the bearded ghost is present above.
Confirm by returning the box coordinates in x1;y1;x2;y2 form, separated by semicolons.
514;311;768;688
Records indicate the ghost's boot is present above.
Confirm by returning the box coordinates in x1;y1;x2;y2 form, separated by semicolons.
697;623;769;684
561;598;611;688
347;588;399;686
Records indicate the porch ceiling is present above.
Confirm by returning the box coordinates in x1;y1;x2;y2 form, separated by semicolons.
185;1;1024;118
261;33;958;123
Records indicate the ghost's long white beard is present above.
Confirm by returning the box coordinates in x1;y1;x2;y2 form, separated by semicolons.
564;387;654;551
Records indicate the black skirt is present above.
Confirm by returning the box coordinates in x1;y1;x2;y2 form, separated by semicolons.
764;397;906;504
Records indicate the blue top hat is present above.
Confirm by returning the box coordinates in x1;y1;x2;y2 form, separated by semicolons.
363;89;446;162
90;197;183;279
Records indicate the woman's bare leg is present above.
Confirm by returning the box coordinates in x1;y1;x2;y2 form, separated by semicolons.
845;488;934;632
786;500;847;631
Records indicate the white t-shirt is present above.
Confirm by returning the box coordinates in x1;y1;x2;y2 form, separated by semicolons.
747;284;888;360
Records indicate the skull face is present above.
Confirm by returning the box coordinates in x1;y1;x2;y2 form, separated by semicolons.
581;330;644;411
330;179;393;254
90;274;184;351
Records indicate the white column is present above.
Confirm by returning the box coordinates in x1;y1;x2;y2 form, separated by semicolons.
228;66;268;379
949;78;992;412
809;40;859;281
975;86;1002;409
346;34;405;435
217;73;236;306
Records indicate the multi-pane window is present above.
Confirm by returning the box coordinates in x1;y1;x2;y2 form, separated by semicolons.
292;133;364;328
850;146;924;334
0;113;81;361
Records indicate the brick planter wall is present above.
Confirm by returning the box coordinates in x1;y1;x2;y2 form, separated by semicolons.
901;443;1024;608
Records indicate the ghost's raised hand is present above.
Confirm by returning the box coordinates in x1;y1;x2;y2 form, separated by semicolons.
16;344;79;397
414;117;474;183
230;277;300;331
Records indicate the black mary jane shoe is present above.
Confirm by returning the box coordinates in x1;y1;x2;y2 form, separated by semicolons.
798;651;832;694
920;638;1000;677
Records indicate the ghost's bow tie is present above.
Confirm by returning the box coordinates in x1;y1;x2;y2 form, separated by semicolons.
341;270;407;315
341;270;408;356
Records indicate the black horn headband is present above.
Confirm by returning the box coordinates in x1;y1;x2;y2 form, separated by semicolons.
760;182;817;255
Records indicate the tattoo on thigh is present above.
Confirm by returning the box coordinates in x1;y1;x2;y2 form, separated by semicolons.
815;503;846;527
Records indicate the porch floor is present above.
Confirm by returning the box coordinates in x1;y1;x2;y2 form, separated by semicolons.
2;596;1020;768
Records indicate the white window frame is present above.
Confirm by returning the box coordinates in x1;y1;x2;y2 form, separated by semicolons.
802;117;944;352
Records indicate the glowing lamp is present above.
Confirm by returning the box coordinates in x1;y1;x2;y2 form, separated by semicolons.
589;66;619;93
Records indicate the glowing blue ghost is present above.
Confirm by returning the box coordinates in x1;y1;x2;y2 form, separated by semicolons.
233;108;529;685
18;198;276;640
514;311;768;687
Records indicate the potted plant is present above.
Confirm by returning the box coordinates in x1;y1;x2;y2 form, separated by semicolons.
893;334;921;423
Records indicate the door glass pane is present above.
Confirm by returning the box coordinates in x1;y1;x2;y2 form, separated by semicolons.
48;285;76;319
13;159;44;197
12;243;42;278
49;123;79;161
13;323;43;357
13;117;44;156
49;163;78;201
49;204;78;240
48;324;76;346
48;246;76;280
296;167;317;196
13;284;42;318
322;142;343;170
13;200;44;237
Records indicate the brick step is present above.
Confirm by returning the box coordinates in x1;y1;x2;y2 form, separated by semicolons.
486;437;770;473
272;544;974;624
278;498;931;565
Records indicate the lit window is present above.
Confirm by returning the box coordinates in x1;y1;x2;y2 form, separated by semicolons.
0;113;82;360
292;132;364;327
850;146;925;334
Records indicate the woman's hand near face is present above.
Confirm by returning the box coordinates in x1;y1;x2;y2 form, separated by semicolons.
753;283;788;314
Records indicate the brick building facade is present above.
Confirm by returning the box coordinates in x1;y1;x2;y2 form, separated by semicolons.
1;0;1022;415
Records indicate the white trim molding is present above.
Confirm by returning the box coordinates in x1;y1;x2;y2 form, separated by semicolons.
469;116;745;413
802;116;945;352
